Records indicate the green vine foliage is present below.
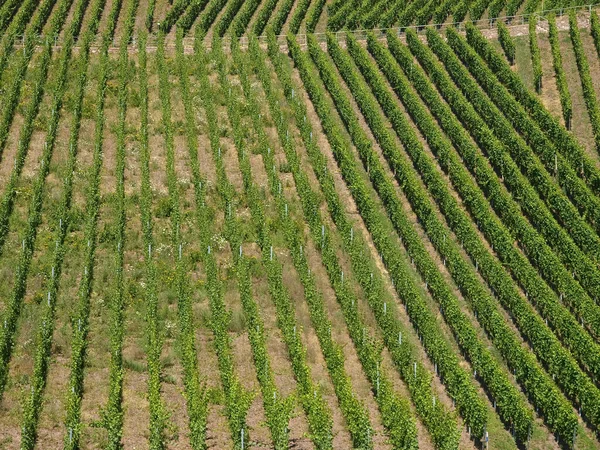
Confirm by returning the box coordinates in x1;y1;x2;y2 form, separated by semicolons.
549;14;572;129
497;21;515;65
529;16;542;93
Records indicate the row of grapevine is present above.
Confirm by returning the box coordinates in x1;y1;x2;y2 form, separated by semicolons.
230;0;263;37
238;37;422;450
263;31;463;450
288;0;312;33
195;0;228;38
363;1;393;29
367;29;593;443
193;37;254;450
0;44;53;257
289;33;489;441
138;32;168;449
213;0;244;37
592;11;600;59
173;31;212;450
462;22;600;200
378;1;408;29
569;11;600;155
470;0;489;22
506;0;524;15
340;32;540;444
488;0;508;22
177;0;209;33
529;17;542;92
453;0;473;23
0;0;83;397
446;26;600;333
103;0;139;447
407;29;600;436
420;0;449;29
146;0;156;30
63;2;124;447
251;0;280;35
215;36;376;449
269;0;295;35
17;0;106;445
422;29;600;379
398;0;430;27
305;0;325;32
548;14;573;128
432;0;458;25
212;41;298;450
159;0;189;33
194;34;335;450
497;21;515;64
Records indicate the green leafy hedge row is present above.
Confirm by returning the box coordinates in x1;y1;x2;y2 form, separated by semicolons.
303;32;491;439
445;27;600;332
195;0;228;38
410;23;600;399
158;0;188;33
269;0;295;35
0;0;57;78
548;14;572;129
305;0;326;32
230;0;263;37
177;0;210;34
146;0;155;30
174;30;212;450
497;21;515;65
452;19;600;250
529;17;542;93
213;0;245;37
288;0;312;33
212;40;335;450
488;0;507;22
246;35;423;450
425;27;600;383
251;0;280;35
158;31;213;449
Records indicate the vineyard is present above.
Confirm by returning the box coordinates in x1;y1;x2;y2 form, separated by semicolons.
2;0;600;449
